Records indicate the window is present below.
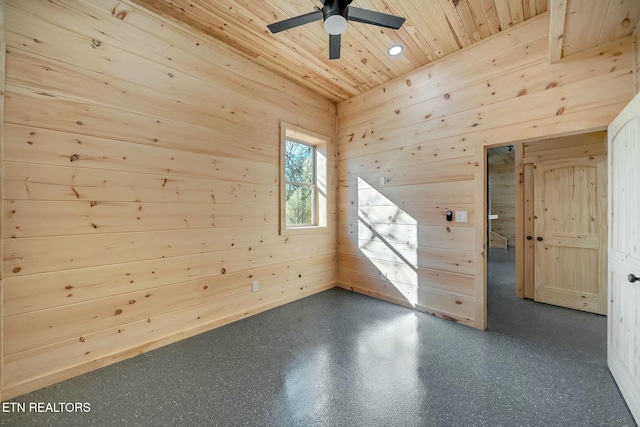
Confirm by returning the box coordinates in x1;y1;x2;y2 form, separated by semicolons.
285;139;316;226
280;122;328;234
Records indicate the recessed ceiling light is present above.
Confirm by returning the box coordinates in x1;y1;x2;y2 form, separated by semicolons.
388;45;403;56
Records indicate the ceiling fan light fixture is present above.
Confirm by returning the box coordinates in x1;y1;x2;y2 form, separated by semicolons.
324;14;348;35
388;45;403;56
268;1;405;59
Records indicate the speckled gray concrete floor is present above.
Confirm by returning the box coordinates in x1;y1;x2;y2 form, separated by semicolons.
1;248;636;426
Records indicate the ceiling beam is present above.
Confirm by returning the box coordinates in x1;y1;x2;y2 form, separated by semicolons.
549;0;567;63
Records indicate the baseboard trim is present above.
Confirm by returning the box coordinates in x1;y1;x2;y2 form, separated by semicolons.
336;282;475;328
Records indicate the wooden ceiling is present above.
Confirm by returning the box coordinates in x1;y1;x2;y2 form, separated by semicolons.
133;0;640;103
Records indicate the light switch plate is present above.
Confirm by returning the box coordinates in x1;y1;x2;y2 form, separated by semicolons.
252;281;259;292
455;211;468;223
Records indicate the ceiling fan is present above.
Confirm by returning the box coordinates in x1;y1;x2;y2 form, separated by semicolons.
267;0;406;60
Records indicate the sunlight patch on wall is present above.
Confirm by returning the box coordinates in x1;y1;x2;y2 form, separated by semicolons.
357;177;418;306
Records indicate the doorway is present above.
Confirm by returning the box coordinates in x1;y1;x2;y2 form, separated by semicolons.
485;131;608;320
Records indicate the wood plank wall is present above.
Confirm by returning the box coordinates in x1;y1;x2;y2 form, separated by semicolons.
0;0;5;405
2;0;337;399
523;132;607;162
488;149;516;246
336;13;633;329
633;25;639;94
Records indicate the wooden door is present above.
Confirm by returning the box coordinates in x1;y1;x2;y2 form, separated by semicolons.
608;93;640;422
533;156;607;314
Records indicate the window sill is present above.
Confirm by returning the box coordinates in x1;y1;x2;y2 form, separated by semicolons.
280;225;329;236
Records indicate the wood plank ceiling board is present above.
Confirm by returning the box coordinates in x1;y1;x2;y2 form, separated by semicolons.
562;0;640;57
495;0;517;29
477;0;503;35
133;0;549;102
508;0;526;25
131;0;638;101
598;0;640;46
562;0;610;57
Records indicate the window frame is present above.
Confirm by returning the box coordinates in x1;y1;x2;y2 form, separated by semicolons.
279;122;329;236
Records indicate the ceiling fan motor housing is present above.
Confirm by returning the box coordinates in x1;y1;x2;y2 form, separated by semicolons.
323;0;349;35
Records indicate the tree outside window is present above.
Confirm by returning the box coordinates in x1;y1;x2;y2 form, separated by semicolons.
284;139;316;226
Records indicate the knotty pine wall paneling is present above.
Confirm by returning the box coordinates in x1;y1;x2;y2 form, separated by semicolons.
633;25;639;94
336;13;633;329
522;132;608;163
0;0;5;403
2;0;337;399
488;150;516;247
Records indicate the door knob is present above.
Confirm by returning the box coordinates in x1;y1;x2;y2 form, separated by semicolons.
629;274;639;283
536;236;543;241
526;236;533;240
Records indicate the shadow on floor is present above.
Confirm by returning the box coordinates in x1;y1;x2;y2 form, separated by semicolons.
1;250;636;426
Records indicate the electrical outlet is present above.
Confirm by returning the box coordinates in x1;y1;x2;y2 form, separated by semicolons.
252;281;259;292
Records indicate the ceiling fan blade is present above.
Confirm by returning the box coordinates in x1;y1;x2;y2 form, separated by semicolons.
348;7;405;29
329;34;341;59
267;10;323;33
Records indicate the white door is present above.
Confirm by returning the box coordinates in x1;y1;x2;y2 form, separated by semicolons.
608;92;640;423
